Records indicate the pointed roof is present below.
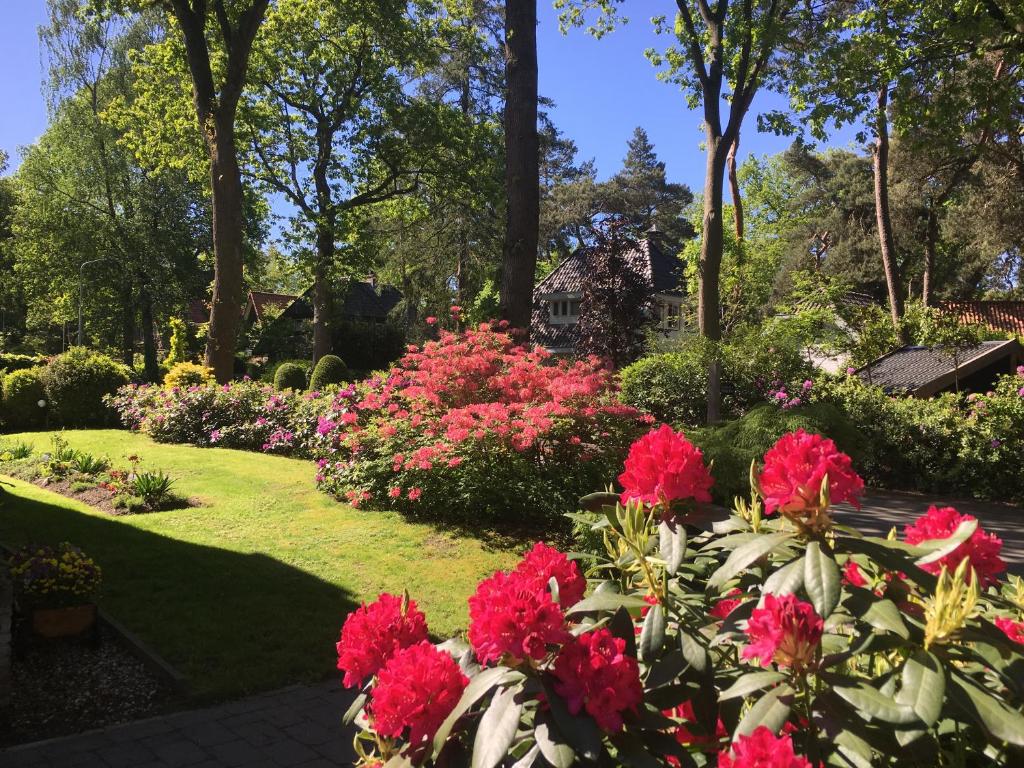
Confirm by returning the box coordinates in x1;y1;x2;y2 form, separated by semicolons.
534;237;683;297
246;291;298;323
940;301;1024;337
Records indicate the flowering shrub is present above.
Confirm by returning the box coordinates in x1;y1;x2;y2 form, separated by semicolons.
337;426;1024;767
8;543;102;608
314;322;652;524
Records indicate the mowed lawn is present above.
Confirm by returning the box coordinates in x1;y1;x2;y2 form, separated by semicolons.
0;430;519;701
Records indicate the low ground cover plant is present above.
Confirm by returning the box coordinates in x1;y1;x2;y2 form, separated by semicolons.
334;426;1024;767
8;542;102;608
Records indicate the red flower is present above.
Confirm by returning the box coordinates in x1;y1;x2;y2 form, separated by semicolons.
425;316;438;325
710;589;744;620
718;727;814;768
370;641;468;753
758;430;862;530
468;570;569;664
513;542;587;607
742;593;823;671
336;593;429;688
903;506;1005;587
407;487;422;501
669;700;727;750
552;628;643;732
842;560;868;588
618;424;714;508
995;617;1024;645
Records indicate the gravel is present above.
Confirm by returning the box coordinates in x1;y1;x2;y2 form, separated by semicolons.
1;620;175;746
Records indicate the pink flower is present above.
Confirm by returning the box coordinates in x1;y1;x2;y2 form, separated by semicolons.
903;506;1005;587
407;487;422;501
718;726;814;768
842;560;868;588
336;593;429;688
742;593;823;671
995;617;1024;645
388;487;401;498
710;589;744;619
467;570;569;664
552;628;643;732
425;316;437;325
513;542;587;607
758;430;863;523
618;425;714;508
370;641;468;754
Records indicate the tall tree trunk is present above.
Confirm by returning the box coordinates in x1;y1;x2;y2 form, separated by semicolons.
204;121;247;382
312;227;334;364
700;135;728;425
727;133;743;242
871;85;908;343
499;0;539;332
923;206;938;307
138;283;160;383
120;281;135;367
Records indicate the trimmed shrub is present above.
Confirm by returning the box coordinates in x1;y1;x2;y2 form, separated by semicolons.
274;361;307;391
309;354;349;391
1;367;47;431
0;353;45;374
43;348;131;427
332;320;405;374
164;361;214;389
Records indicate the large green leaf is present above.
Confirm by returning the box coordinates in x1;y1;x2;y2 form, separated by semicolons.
914;518;978;565
734;684;793;737
567;592;652;615
719;671;787;701
950;674;1024;746
679;631;710;674
762;557;804;596
659;520;686;575
895;651;945;727
835;682;918;724
472;685;524;768
432;667;518;754
861;598;910;639
639;603;666;663
540;679;603;761
803;542;841;617
341;691;367;725
535;711;575;768
708;532;794;591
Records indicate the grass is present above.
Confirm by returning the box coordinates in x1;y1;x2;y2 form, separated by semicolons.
0;429;519;702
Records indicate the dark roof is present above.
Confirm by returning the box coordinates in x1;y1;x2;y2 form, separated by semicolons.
281;280;402;322
186;299;209;324
246;291;298;323
534;237;683;297
940;301;1024;337
856;339;1023;396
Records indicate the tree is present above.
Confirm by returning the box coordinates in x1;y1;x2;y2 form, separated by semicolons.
559;0;809;423
93;0;269;381
499;0;540;331
241;0;455;362
0;152;25;350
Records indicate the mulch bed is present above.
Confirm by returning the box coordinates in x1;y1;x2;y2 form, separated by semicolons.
0;620;177;747
30;476;196;516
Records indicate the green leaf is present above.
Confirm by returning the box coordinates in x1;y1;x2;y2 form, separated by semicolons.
659;520;686;575
914;518;978;566
861;598;910;639
708;532;794;591
609;605;639;659
719;671;786;701
579;491;620;512
639;603;666;663
432;667;517;754
950;674;1024;746
734;684;793;737
834;683;918;724
535;711;575;768
611;731;665;767
510;745;540;768
803;542;841;617
895;651;945;727
762;557;804;596
567;592;652;615
679;631;710;674
539;680;603;761
342;691;367;725
472;685;524;768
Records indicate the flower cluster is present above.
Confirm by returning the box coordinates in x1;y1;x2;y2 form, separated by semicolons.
903;505;1006;587
552;628;644;731
618;424;714;511
8;543;102;608
335;593;429;688
743;593;824;671
718;727;815;768
767;378;814;410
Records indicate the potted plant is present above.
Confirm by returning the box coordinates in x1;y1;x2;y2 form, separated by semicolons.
8;543;102;638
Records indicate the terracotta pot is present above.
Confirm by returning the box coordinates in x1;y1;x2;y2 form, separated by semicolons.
31;603;97;638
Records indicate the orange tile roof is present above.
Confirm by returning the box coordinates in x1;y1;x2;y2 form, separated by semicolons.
940;301;1024;337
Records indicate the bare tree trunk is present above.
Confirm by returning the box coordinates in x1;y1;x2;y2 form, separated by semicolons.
499;0;539;332
312;228;334;364
727;133;743;241
923;207;938;307
139;283;160;383
700;135;729;425
872;85;908;343
204;122;246;381
120;282;135;367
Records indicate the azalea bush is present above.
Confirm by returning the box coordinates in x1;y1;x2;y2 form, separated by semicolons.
334;425;1024;767
312;321;652;525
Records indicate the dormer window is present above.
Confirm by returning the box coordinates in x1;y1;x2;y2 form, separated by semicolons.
548;294;581;325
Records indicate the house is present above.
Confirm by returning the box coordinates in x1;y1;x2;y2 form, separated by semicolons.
531;233;685;354
855;339;1023;397
277;279;402;324
940;301;1024;339
243;291;299;327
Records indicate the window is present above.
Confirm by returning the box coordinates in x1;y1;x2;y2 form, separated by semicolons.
658;300;682;330
548;295;581;325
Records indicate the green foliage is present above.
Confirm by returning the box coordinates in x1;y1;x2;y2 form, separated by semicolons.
165;317;190;367
1;368;47;431
332;321;405;375
164;361;214;389
43;347;130;427
465;279;501;327
70;451;110;475
273;362;307;392
0;441;33;461
131;470;175;510
309;354;349;392
0;353;45;374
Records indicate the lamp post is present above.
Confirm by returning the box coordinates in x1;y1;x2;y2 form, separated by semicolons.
77;258;109;346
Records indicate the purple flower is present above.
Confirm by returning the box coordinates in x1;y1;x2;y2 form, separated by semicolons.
846;367;856;375
317;417;336;436
802;380;813;390
210;429;221;443
991;438;1002;448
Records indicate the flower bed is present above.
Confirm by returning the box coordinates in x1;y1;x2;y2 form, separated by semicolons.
333;426;1024;767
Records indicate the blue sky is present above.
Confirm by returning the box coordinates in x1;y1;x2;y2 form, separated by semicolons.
0;1;860;196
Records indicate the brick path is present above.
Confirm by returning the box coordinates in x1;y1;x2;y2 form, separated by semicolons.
1;682;357;768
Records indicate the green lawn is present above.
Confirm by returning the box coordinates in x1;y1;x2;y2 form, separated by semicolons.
0;430;518;701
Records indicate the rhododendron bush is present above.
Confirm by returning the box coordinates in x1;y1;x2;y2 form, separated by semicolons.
314;323;652;523
336;427;1024;767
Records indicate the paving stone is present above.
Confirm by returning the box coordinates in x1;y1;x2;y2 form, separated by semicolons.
282;721;336;747
230;721;287;748
177;721;236;747
263;739;319;766
151;739;209;767
208;738;267;767
94;742;157;768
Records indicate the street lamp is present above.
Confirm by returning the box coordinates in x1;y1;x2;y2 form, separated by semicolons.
77;258;111;346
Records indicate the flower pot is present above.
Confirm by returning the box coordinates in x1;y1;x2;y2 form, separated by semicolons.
31;603;97;638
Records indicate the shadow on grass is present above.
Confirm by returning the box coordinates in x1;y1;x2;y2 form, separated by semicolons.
0;483;358;703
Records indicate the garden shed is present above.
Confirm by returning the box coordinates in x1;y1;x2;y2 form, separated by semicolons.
856;338;1023;397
